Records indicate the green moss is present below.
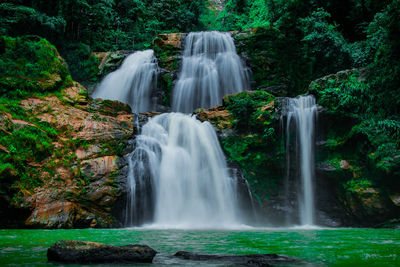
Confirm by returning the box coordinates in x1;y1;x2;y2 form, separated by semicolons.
0;35;69;97
221;134;284;202
218;91;284;202
313;70;400;195
224;90;275;132
153;44;181;107
344;179;373;193
160;74;173;106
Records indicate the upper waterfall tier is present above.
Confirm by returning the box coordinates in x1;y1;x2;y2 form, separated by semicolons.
92;50;158;113
172;31;250;113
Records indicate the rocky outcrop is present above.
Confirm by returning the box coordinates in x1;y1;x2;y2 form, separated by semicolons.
196;106;233;130
47;240;157;263
153;33;183;50
91;50;134;78
173;251;300;266
309;68;368;94
152;33;184;107
0;82;134;228
207;0;226;12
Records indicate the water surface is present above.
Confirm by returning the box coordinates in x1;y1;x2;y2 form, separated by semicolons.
0;228;399;266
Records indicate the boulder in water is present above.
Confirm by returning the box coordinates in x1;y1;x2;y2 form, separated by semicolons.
173;251;300;266
47;240;157;263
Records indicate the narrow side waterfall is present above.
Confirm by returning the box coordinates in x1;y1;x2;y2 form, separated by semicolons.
172;31;250;113
126;113;243;228
282;95;318;226
92;50;158;113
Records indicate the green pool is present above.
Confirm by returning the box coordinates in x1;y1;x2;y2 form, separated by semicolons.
0;228;399;266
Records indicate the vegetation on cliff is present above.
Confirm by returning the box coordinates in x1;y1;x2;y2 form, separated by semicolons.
0;36;133;228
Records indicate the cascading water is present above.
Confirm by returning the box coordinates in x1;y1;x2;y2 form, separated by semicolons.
282;95;318;226
92;50;158;113
172;31;250;113
126;113;243;228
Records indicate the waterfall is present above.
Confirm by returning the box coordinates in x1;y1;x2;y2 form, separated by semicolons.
92;50;158;113
172;31;250;113
282;95;318;226
126;113;243;228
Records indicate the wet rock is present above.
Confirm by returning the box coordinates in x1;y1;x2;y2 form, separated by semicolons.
25;200;116;229
153;33;183;49
11;85;134;228
196;105;233;130
390;194;400;207
345;186;394;219
61;82;87;105
47;240;157;263
81;156;118;180
91;50;134;78
173;251;299;266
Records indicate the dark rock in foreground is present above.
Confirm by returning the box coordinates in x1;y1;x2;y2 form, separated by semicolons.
47;240;157;263
174;251;300;266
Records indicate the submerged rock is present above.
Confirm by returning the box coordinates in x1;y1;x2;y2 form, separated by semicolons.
173;251;299;266
47;240;157;263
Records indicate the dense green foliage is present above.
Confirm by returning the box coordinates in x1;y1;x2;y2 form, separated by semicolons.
0;36;70;97
221;91;284;203
310;1;400;193
0;0;206;81
224;91;275;133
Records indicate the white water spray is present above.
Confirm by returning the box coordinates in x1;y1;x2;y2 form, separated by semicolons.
126;113;243;228
172;31;250;113
283;95;317;226
92;50;158;113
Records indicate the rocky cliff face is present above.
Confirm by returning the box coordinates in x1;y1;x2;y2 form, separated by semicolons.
310;69;400;226
1;84;134;228
0;36;134;228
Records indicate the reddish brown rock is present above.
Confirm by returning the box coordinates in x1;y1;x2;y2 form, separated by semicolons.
195;106;233;130
25;201;115;228
153;33;183;49
5;82;135;229
61;82;87;105
345;186;394;219
81;156;118;180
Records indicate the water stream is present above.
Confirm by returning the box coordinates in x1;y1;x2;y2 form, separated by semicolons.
92;50;158;113
282;95;318;226
172;31;250;112
126;113;243;228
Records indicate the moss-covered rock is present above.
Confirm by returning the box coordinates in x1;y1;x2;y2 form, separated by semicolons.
0;35;70;96
310;69;400;225
0;37;134;229
152;33;184;107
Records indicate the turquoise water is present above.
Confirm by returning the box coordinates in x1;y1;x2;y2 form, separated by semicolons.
0;228;399;266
